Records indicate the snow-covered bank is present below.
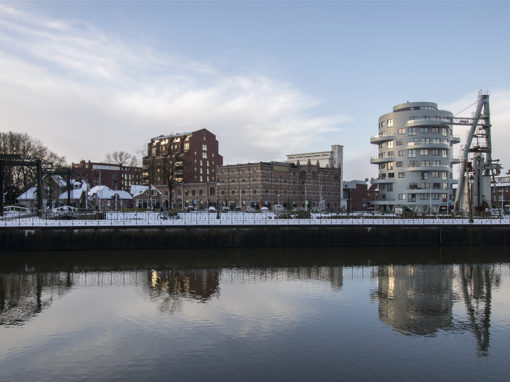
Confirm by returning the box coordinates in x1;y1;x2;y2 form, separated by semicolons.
1;211;509;228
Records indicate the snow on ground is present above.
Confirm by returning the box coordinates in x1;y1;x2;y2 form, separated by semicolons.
1;211;509;227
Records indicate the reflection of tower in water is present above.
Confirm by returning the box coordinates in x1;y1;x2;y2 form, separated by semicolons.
374;265;454;335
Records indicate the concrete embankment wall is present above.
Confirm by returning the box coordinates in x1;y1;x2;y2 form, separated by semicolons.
2;224;510;251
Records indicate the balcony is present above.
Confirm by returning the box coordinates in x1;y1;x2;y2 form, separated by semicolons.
370;156;393;164
370;134;395;144
371;178;395;184
405;119;451;127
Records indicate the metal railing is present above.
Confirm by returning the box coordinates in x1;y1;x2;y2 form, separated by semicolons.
2;211;509;227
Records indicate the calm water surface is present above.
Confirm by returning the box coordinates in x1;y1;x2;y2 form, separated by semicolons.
1;247;510;381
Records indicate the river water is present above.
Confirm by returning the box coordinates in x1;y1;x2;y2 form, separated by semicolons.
1;247;510;381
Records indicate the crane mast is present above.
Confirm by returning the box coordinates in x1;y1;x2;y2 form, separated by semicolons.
454;92;500;215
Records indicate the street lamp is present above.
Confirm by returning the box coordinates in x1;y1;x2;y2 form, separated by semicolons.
468;175;474;224
216;180;220;219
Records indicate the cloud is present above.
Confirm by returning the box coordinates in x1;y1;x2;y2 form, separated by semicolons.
0;4;350;165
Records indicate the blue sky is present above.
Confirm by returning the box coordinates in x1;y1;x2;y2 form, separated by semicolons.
1;1;510;179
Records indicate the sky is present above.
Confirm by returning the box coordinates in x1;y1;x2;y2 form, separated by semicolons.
1;0;510;179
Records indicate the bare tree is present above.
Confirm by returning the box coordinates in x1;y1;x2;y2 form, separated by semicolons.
161;150;179;210
104;151;138;167
0;131;66;202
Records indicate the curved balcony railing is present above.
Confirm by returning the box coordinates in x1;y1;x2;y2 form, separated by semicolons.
370;134;395;144
370;156;394;164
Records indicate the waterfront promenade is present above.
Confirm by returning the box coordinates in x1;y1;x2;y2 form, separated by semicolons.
2;211;510;252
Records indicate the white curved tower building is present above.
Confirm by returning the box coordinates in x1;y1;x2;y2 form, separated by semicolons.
370;102;460;213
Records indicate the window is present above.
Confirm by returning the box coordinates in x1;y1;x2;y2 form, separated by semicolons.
398;194;406;200
398;150;406;157
202;152;207;159
408;150;416;158
396;139;404;146
387;119;394;127
409;160;418;167
441;172;448;180
421;160;430;166
420;149;429;156
398;128;406;135
408;127;417;136
421;182;430;189
420;127;428;133
420;194;429;200
422;172;429;180
388;173;394;178
408;194;416;202
431;171;439;178
387;184;393;192
398;172;405;178
432;160;441;166
396;161;403;167
441;150;448;158
387;162;394;170
387;141;394;149
202;144;207;151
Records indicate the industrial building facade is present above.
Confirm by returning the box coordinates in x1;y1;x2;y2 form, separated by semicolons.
370;102;460;213
217;161;342;211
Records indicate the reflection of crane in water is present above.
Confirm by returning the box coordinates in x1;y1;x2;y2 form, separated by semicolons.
459;264;500;357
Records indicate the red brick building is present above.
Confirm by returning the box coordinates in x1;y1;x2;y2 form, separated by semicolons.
142;129;223;186
342;180;369;212
217;160;342;211
72;161;142;191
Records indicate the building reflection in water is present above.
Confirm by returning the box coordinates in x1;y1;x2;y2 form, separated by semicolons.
145;269;221;313
0;272;73;326
372;264;501;356
372;265;455;336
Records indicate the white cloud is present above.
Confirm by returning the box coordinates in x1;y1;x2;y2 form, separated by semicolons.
0;4;350;165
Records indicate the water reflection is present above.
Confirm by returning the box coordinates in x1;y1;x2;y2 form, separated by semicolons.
460;264;500;356
145;269;220;313
372;263;502;356
0;272;73;326
0;247;507;363
372;265;455;336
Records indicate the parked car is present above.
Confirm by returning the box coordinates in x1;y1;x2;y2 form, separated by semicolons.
246;206;256;213
260;206;269;212
222;206;230;213
208;206;217;213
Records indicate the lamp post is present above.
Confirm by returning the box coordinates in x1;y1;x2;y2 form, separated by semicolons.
216;180;220;219
468;175;474;224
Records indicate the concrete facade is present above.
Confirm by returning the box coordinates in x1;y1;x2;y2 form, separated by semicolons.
370;102;460;213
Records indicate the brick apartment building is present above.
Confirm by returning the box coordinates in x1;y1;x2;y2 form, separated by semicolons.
142;129;223;186
343;180;369;212
217;160;342;211
71;161;142;191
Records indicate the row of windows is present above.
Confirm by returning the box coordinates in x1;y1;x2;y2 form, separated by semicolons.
407;127;449;136
378;170;449;180
379;138;449;150
398;193;448;202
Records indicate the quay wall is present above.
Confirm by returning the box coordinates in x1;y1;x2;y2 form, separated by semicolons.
1;224;510;252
